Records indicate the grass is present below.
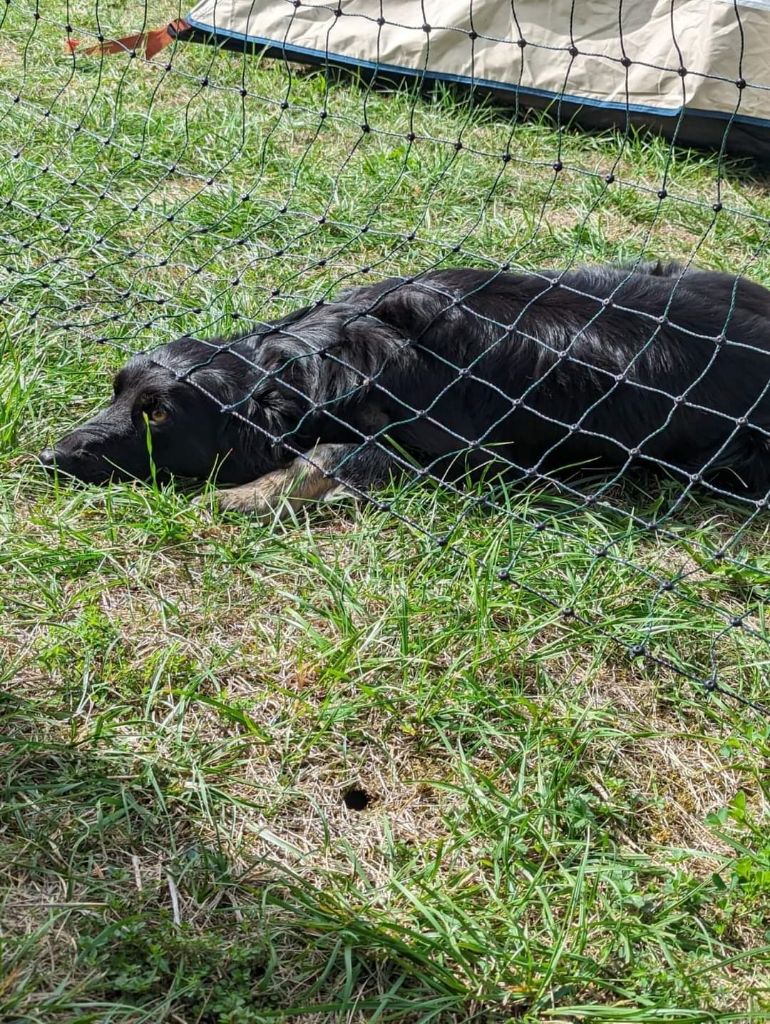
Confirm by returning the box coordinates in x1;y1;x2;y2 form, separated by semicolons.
1;2;770;1021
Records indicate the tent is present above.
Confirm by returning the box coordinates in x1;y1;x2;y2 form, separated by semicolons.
78;1;770;160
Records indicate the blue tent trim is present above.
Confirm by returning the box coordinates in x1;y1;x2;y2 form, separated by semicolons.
182;13;770;156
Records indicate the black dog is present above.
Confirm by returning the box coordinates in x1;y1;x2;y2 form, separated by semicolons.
41;262;770;515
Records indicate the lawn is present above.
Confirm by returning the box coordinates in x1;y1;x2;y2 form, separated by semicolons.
1;2;770;1021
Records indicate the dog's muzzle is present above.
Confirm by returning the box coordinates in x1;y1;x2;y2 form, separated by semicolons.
38;447;59;472
38;445;106;481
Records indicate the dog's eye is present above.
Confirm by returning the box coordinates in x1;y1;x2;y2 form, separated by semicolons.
147;407;169;425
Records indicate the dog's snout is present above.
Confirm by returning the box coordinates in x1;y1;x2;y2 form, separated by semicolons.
39;447;58;469
39;441;101;479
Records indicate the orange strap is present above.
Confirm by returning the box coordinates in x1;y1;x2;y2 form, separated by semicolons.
67;19;190;60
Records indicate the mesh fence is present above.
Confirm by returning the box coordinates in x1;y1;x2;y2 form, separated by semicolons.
3;1;770;718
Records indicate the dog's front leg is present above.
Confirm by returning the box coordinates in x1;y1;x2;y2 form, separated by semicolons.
211;442;393;518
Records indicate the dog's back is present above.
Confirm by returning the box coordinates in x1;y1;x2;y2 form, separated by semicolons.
329;264;770;494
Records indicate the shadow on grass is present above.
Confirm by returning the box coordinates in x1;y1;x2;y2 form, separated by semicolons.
0;703;524;1023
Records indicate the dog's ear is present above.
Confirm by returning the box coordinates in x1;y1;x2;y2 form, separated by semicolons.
255;345;316;418
235;304;318;416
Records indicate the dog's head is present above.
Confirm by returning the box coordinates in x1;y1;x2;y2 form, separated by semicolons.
39;317;321;486
40;294;409;488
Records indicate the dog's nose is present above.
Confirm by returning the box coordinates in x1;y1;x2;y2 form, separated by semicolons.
39;447;58;470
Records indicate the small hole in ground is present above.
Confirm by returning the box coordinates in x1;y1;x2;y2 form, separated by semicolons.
342;785;373;811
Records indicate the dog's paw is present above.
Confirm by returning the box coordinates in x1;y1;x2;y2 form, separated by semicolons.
213;476;296;519
199;449;360;520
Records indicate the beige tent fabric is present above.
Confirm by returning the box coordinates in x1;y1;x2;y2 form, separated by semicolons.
185;1;770;125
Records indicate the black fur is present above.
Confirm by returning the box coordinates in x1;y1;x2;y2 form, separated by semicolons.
42;262;770;502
